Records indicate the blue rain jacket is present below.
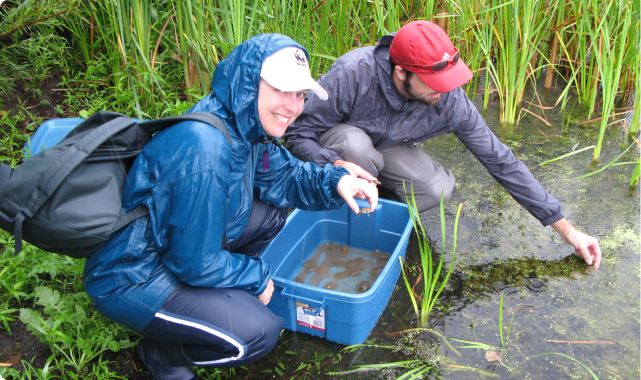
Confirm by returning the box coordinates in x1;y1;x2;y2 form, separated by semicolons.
83;34;350;332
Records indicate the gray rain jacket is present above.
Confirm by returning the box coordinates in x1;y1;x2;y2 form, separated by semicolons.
285;33;563;226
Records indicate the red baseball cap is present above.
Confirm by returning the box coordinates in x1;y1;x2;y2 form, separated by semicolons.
389;21;473;93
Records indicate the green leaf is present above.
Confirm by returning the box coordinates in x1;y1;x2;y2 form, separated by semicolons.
79;110;89;118
295;363;308;371
108;340;121;352
35;286;60;308
74;304;86;319
285;351;297;355
274;366;284;375
19;308;48;335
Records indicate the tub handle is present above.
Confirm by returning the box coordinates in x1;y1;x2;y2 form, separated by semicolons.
281;290;327;310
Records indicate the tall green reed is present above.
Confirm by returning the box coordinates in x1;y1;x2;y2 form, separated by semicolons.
584;0;633;163
485;0;555;123
56;0;637;161
401;183;464;327
569;0;600;117
172;0;220;97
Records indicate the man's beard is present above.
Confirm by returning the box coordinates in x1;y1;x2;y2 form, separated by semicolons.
403;74;440;106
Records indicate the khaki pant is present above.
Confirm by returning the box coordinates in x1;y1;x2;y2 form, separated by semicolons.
320;124;455;212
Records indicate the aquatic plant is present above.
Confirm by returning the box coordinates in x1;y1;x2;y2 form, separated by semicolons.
538;145;596;166
53;0;637;143
630;158;640;190
498;293;515;347
329;344;498;378
583;0;634;163
578;142;637;179
531;352;600;379
402;183;464;327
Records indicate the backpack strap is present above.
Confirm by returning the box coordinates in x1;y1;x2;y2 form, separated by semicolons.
112;205;150;232
0;164;11;211
0;164;18;251
110;113;231;233
138;112;231;145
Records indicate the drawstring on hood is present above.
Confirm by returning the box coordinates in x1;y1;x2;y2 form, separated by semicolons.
262;139;282;171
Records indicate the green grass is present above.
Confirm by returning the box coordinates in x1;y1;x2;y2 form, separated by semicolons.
402;183;464;327
531;352;600;379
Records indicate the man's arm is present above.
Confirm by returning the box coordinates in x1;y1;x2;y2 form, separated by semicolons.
448;91;601;268
550;218;602;268
450;89;564;225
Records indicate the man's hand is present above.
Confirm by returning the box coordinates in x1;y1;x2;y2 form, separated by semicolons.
257;279;274;305
336;175;378;214
334;159;379;184
551;218;602;269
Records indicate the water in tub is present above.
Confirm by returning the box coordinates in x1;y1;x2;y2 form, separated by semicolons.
291;242;391;293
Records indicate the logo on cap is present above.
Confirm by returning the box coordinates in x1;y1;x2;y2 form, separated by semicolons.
442;52;451;60
294;49;307;67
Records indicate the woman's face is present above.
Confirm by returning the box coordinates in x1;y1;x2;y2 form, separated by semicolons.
257;79;307;138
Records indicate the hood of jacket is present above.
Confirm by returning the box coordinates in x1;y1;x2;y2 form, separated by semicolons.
189;34;311;146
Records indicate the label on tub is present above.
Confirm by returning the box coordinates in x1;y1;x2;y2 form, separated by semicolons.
296;302;325;331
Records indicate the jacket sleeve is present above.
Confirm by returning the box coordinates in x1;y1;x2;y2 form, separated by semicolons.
150;134;270;295
254;145;349;211
449;89;564;226
285;64;355;166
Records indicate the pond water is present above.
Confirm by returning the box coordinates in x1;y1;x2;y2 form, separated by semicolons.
223;86;640;380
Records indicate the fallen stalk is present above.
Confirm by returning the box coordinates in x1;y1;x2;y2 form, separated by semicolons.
546;340;616;344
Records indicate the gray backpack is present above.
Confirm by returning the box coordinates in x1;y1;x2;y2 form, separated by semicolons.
0;111;230;258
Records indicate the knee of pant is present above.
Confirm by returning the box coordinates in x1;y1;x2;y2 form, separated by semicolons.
338;132;379;165
243;312;284;352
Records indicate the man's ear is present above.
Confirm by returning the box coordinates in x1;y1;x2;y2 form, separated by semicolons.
394;65;407;81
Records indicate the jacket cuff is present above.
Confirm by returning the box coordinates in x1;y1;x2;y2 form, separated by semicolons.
247;256;271;296
541;212;564;227
329;166;350;199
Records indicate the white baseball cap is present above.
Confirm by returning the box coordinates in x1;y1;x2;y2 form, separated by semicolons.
260;46;328;100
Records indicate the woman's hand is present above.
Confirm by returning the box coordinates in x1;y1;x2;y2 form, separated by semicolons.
257;279;275;305
337;175;379;214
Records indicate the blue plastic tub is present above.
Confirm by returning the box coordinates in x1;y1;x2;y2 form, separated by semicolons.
24;118;83;157
259;198;412;345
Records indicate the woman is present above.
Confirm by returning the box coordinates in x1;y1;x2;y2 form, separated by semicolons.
83;34;377;380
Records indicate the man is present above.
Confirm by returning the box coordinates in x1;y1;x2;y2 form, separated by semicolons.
284;21;601;268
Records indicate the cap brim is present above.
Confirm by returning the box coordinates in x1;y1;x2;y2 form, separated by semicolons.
262;76;328;100
414;59;473;93
303;78;329;100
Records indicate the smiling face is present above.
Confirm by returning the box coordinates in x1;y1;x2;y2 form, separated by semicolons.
257;79;308;138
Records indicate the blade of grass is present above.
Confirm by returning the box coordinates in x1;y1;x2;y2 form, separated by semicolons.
531;352;600;379
539;145;595;166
